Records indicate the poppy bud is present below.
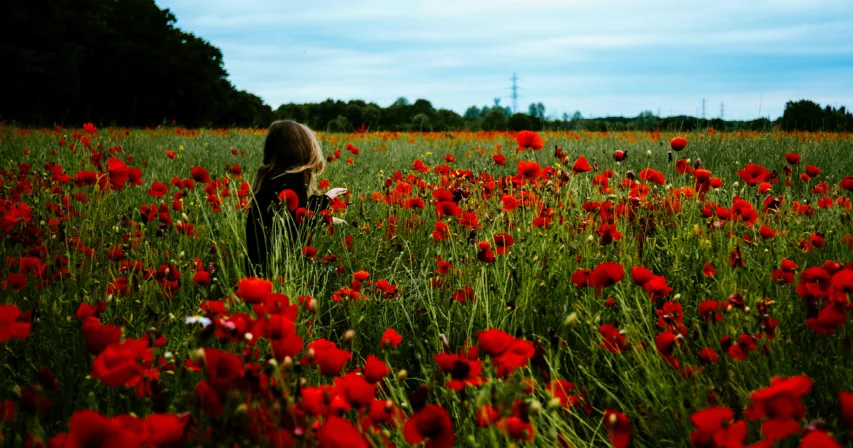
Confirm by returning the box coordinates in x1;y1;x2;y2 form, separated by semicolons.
529;400;543;414
396;369;408;383
343;329;355;345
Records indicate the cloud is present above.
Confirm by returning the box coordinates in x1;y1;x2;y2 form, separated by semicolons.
156;0;853;118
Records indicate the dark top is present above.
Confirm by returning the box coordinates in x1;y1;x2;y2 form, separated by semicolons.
245;172;330;276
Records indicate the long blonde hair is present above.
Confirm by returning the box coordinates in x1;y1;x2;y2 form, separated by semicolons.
252;120;325;196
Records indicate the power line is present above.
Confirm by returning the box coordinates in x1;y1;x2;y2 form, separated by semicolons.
510;72;520;114
720;102;725;120
701;98;707;120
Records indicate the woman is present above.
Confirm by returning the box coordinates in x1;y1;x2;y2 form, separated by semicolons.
245;120;347;276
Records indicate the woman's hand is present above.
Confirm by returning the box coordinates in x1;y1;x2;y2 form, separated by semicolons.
325;187;348;200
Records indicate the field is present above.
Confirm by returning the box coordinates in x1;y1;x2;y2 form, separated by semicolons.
2;126;853;447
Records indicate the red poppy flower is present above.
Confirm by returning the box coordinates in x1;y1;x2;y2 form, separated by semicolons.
436;201;462;218
728;333;757;361
801;430;841;448
404;197;425;209
840;391;853;434
200;348;244;401
494;339;535;377
737;164;769;186
235;277;272;304
690;406;735;446
517;160;541;180
613;150;628;161
630;266;655;285
655;331;679;357
746;375;811;441
380;328;403;349
599;324;627;353
670;137;687;151
142;413;189;447
501;195;519;212
302;339;351;376
278;189;300;211
0;305;32;342
643;275;672;300
147;181;168;198
452;286;475;303
82;317;122;355
477;241;495;263
805;165;821;177
571;269;591;288
589;262;624;288
493;154;506;166
572;156;592;173
90;337;151;389
840;177;853;191
363;355;390;383
702;263;716;277
784;153;801;164
597;224;622;245
317;416;369;448
493;233;514;254
434;353;486;390
699;301;724;323
516;130;544;151
59;410;143;447
547;380;581;410
107;157;129;191
335;371;376;408
403;404;455;448
478;329;514;356
190;166;210;183
603;409;632;448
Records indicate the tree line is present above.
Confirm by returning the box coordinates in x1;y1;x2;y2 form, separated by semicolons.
276;98;852;133
1;0;273;128
2;1;850;132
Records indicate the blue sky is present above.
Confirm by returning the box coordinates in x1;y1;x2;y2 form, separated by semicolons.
156;0;853;120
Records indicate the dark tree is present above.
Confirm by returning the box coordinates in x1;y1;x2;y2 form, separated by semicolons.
0;0;272;127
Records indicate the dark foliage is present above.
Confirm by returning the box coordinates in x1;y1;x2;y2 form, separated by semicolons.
0;0;272;127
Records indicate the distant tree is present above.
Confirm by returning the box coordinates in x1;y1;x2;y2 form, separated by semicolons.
345;104;365;129
748;118;772;131
464;106;481;120
412;113;432;131
326;115;352;132
481;108;507;131
508;113;533;131
780;100;825;132
412;99;435;116
708;118;726;131
571;111;583;121
435;109;464;131
362;104;381;129
392;97;410;107
528;102;546;119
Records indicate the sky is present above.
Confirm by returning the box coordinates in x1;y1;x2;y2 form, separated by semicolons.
156;0;853;120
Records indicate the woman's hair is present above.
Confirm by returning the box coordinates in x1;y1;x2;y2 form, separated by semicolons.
252;120;325;196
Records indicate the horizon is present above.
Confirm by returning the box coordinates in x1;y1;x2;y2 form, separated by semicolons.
156;0;853;121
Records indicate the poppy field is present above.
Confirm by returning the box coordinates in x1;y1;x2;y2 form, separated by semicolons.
3;125;853;447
